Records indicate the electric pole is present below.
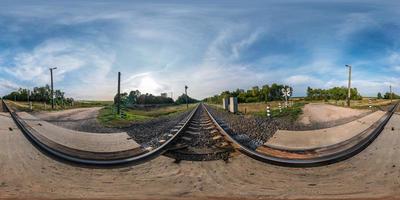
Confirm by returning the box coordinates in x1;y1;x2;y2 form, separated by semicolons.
117;72;121;115
390;85;393;103
49;67;57;109
185;85;188;109
345;65;352;107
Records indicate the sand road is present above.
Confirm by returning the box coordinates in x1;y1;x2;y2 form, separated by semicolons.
299;103;369;125
32;107;119;133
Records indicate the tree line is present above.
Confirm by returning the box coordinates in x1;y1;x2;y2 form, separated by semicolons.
114;90;198;106
204;83;293;104
2;85;74;104
306;86;362;101
377;92;400;99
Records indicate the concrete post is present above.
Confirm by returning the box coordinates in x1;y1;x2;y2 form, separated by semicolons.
369;99;372;109
222;98;229;110
229;97;238;113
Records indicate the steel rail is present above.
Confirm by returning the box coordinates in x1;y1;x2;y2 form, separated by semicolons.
164;103;234;161
2;99;200;165
204;103;399;167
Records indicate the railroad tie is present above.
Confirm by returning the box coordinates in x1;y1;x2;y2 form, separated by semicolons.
210;130;219;134
212;135;222;140
181;136;192;142
170;128;180;132
219;142;229;147
205;126;215;130
186;131;200;136
145;146;153;151
188;126;200;130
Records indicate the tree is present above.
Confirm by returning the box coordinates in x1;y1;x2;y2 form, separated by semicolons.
175;93;198;104
128;90;141;104
305;86;362;101
203;83;292;104
3;85;73;104
377;92;383;99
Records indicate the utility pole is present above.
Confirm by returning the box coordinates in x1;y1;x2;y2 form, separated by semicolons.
345;65;352;107
117;72;121;115
390;85;393;103
49;67;57;109
185;85;188;109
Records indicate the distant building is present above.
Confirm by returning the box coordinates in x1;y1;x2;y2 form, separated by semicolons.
161;93;168;98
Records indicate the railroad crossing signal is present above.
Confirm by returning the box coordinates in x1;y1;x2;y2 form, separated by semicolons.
185;85;188;109
282;87;291;107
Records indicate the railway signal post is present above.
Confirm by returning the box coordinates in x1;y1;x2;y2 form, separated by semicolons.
49;67;57;110
346;64;352;107
185;85;188;109
117;72;121;115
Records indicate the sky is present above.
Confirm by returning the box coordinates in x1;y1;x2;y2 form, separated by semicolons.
1;0;400;100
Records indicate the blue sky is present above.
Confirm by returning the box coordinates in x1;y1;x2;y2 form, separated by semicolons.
1;0;400;100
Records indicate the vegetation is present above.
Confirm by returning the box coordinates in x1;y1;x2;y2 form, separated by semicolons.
5;100;112;111
305;86;362;101
103;89;199;127
175;93;199;104
381;92;400;99
98;104;196;127
252;102;305;121
204;83;292;104
114;90;198;106
3;85;74;105
114;90;174;105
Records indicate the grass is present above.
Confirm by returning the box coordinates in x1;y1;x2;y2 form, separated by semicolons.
4;100;113;112
252;102;305;121
323;98;395;109
98;103;197;127
209;100;305;121
211;98;396;122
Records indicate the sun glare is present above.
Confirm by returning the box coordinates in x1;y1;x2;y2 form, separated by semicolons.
137;76;161;95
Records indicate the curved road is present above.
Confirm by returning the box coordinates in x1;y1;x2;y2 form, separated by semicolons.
0;110;399;199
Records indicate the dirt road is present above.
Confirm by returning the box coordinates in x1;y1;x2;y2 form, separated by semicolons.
299;103;370;125
0;108;399;199
32;107;119;133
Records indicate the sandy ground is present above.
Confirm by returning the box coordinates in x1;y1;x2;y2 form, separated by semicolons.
267;111;386;149
0;108;399;200
32;107;119;133
299;103;369;125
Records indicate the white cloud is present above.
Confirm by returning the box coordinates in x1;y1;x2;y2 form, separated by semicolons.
2;38;116;100
0;79;21;96
285;75;322;85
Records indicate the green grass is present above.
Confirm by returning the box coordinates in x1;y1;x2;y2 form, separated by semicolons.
98;106;152;127
252;102;305;121
98;104;197;128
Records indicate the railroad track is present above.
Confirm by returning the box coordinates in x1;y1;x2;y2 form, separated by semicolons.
164;103;235;162
1;99;200;165
2;99;397;167
204;102;400;167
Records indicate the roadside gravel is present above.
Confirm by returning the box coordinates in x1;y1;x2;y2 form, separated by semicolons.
206;105;279;149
